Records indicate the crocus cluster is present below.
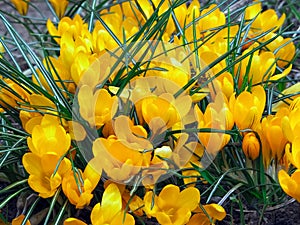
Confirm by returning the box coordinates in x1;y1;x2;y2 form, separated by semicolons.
1;0;298;224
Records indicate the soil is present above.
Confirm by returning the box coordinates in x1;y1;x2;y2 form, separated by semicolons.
220;199;300;225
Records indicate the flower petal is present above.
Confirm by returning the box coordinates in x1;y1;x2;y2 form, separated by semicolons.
101;183;122;221
178;187;200;211
64;218;87;225
157;184;180;209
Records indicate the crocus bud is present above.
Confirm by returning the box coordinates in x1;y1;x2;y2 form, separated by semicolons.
242;132;260;160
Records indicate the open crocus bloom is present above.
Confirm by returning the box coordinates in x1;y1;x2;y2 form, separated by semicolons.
143;184;200;225
91;116;153;182
22;153;71;198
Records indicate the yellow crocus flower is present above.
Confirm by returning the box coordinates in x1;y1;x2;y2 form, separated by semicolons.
22;153;71;198
0;78;30;110
195;93;234;154
91;116;153;182
91;183;135;224
77;86;118;127
229;86;265;130
245;1;285;36
62;163;101;209
242;132;260;160
236;48;276;86
278;169;300;202
47;14;88;45
143;184;200;225
27;114;71;157
188;203;226;225
261;108;289;162
282;100;300;143
64;183;135;225
12;215;31;225
49;0;68;19
11;0;29;15
260;32;296;68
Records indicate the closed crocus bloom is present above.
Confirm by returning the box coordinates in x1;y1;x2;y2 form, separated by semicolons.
198;4;226;36
47;14;88;45
188;203;226;225
70;53;97;85
49;0;68;19
245;1;285;36
284;139;300;169
61;31;94;78
245;1;261;21
282;105;300;143
195;93;234;154
278;169;300;202
64;183;135;225
255;123;272;167
11;0;29;15
146;60;190;89
144;184;200;225
103;181;144;216
27;114;71;157
212;72;234;100
184;4;225;42
142;92;192;129
91;183;135;225
261;108;289;162
92;22;118;54
142;94;178;129
229;86;265;130
19;110;43;134
77;86;118;127
242;132;260;160
260;32;296;68
0;78;30;109
22;153;71;198
62;164;100;209
236;48;276;86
